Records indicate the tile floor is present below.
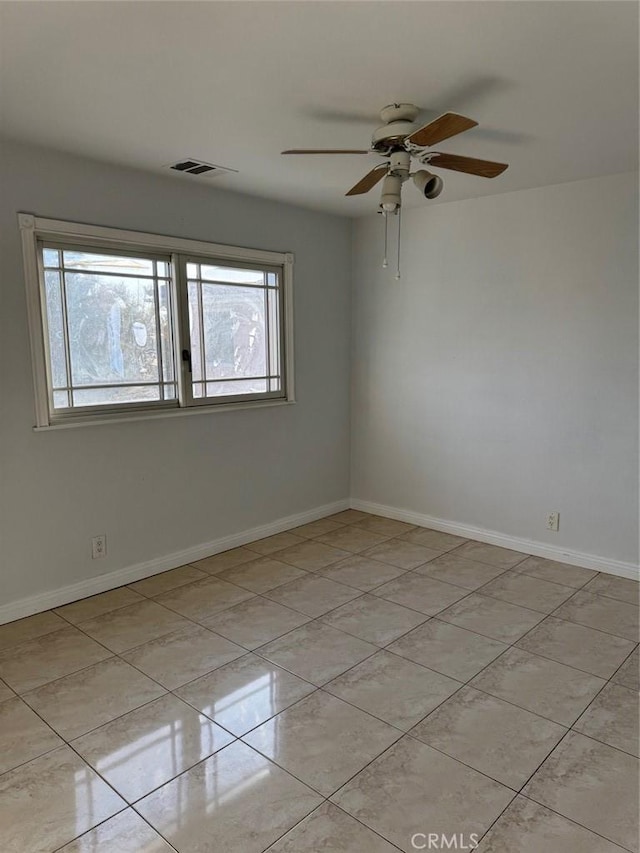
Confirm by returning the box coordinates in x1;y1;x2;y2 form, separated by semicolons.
0;510;638;853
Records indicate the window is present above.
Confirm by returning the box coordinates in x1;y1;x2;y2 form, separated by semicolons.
19;215;294;427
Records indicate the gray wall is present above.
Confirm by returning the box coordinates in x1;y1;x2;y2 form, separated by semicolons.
351;172;639;564
0;141;352;607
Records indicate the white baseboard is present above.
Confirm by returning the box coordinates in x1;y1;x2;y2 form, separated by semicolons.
3;495;637;626
0;498;350;626
350;498;640;581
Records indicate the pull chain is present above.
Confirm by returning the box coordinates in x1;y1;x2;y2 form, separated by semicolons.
395;206;402;280
382;211;389;268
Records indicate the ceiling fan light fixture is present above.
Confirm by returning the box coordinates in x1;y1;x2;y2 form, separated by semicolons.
380;173;402;212
413;169;444;199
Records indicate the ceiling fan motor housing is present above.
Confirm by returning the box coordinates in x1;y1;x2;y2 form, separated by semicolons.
372;103;420;154
372;120;416;153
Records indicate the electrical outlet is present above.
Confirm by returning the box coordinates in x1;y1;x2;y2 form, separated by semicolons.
92;535;107;559
546;512;560;532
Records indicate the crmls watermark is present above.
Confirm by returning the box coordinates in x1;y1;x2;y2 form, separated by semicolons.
411;833;480;850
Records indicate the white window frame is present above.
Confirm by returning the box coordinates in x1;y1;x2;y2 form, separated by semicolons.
19;214;295;429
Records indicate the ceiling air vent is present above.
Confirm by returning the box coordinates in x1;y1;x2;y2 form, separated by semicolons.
167;158;238;178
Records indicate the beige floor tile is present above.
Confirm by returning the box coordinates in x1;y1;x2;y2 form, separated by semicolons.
54;587;144;624
480;571;576;614
0;746;125;853
218;556;307;593
78;599;192;653
354;516;416;537
523;731;639;851
554;590;639;641
450;541;528;569
328;509;373;525
388;619;508;681
321;594;427;646
612;647;640;690
177;652;316;736
574;682;639;756
583;573;639;606
332;736;513;852
439;593;544;643
244;690;400;796
374;573;467;615
0;626;111;693
264;574;360;617
191;547;259;574
512;555;598;588
73;693;234;802
411;686;566;789
399;528;468;552
137;740;322;853
122;624;245;689
128;564;207;597
415;553;507;589
246;531;306;555
22;656;165;740
0;696;62;774
517;616;636;678
363;539;441;570
476;796;626;853
292;518;346;538
316;527;391;553
58;809;175;852
319;554;406;591
267;801;399;852
471;647;605;726
0;610;67;652
258;622;377;686
325;651;461;730
203;597;310;650
0;679;13;702
154;576;254;622
274;539;351;571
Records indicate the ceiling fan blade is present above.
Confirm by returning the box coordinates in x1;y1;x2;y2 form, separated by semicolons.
407;113;478;147
428;152;508;178
281;149;369;155
345;165;388;196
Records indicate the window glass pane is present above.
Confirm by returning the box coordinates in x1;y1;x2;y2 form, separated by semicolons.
199;264;264;286
72;385;161;408
64;273;160;386
43;248;61;268
201;283;266;381
163;383;177;400
43;270;68;388
62;250;155;277
158;280;174;383
53;390;70;409
267;288;281;381
205;379;268;397
187;281;203;382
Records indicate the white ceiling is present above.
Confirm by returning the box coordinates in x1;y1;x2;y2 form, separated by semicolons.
1;1;637;217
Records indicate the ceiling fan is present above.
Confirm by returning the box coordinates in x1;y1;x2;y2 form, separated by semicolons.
282;103;508;211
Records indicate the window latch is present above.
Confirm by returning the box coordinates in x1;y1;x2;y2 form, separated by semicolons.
181;349;192;373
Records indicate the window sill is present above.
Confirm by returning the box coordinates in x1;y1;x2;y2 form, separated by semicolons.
33;397;295;431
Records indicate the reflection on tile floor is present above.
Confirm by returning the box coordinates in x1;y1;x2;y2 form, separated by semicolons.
0;510;637;852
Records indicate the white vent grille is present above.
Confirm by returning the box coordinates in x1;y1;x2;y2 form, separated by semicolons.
166;158;238;178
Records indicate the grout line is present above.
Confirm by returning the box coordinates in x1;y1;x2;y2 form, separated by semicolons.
509;794;637;853
264;800;407;853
